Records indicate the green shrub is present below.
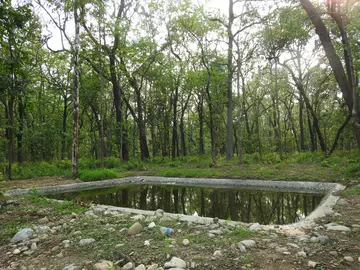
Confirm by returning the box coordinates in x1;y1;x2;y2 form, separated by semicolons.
79;168;119;181
342;163;360;175
103;157;121;168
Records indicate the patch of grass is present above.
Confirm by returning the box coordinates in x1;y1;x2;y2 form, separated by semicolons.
79;168;119;182
339;186;360;196
231;227;252;242
12;161;71;180
240;255;252;264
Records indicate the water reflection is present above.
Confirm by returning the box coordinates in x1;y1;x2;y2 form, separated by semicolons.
49;185;324;225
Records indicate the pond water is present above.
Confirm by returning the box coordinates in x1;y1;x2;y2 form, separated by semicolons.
48;184;324;225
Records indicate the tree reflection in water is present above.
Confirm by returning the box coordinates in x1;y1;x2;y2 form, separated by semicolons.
50;185;324;225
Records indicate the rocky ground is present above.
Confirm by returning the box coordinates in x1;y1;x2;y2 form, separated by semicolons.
1;178;360;270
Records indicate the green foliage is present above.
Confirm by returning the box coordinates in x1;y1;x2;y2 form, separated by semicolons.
12;162;70;180
231;227;252;242
79;168;119;182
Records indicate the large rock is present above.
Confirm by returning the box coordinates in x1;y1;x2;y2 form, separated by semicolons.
155;209;164;217
79;238;95;246
11;228;34;243
93;260;115;270
164;257;186;269
249;223;260;231
128;222;143;235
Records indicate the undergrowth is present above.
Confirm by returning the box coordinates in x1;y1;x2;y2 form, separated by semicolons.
4;150;360;183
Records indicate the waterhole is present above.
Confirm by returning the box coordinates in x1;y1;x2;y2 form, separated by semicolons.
48;184;324;225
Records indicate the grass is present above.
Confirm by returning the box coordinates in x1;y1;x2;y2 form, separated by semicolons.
2;150;360;183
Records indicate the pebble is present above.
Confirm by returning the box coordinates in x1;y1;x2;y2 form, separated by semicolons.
128;222;143;235
344;256;354;262
182;239;190;246
249;223;260;231
57;252;64;258
148;222;156;228
144;240;150;246
122;262;134;270
358;257;360;262
240;240;256;248
326;225;351;232
164;257;186;269
131;214;145;221
79;238;95;246
31;243;37;250
146;264;158;270
238;243;246;253
297;251;306;258
13;249;21;255
38;217;49;224
93;260;114;270
308;261;317;268
155;209;164;217
276;247;288;254
213;250;222;257
51;246;60;252
134;264;146;270
329;251;338;256
209;229;223;235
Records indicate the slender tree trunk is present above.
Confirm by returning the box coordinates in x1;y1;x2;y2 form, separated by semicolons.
17;96;24;163
226;0;234;160
197;95;205;155
72;0;80;177
172;86;179;159
299;94;305;151
6;96;14;180
61;96;68;160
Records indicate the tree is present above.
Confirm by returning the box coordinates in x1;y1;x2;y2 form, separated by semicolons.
299;0;360;149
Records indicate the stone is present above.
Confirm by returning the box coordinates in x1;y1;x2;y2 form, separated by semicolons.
240;240;256;248
326;225;351;232
115;244;125;248
23;250;33;256
144;240;150;246
147;264;158;270
286;243;300;249
160;216;172;222
63;264;79;270
213;217;219;223
308;261;317;268
249;223;260;231
237;243;246;253
276;247;288;254
317;235;330;244
148;222;156;228
11;228;35;243
79;238;95;246
209;229;223;235
36;226;51;232
38;217;49;224
57;252;64;258
182;239;190;247
31;243;37;250
51;246;60;252
297;251;306;258
135;264;146;270
358;257;360;262
131;214;145;221
155;209;164;217
93;260;114;270
208;233;215;238
122;262;134;270
128;222;143;235
72;231;82;236
329;251;338;256
283;252;291;255
213;250;222;257
85;210;96;216
344;256;354;262
62;240;70;245
13;249;21;255
164;257;186;269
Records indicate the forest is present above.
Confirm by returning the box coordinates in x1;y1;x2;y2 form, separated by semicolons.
1;0;360;180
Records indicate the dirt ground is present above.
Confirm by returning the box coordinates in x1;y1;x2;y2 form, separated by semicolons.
0;177;359;270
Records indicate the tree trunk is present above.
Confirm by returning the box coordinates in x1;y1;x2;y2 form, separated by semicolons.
61;96;68;160
17;96;24;163
72;0;80;178
172;85;179;159
226;0;234;160
197;95;205;155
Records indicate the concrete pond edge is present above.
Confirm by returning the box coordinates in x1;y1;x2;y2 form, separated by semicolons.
5;176;346;231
